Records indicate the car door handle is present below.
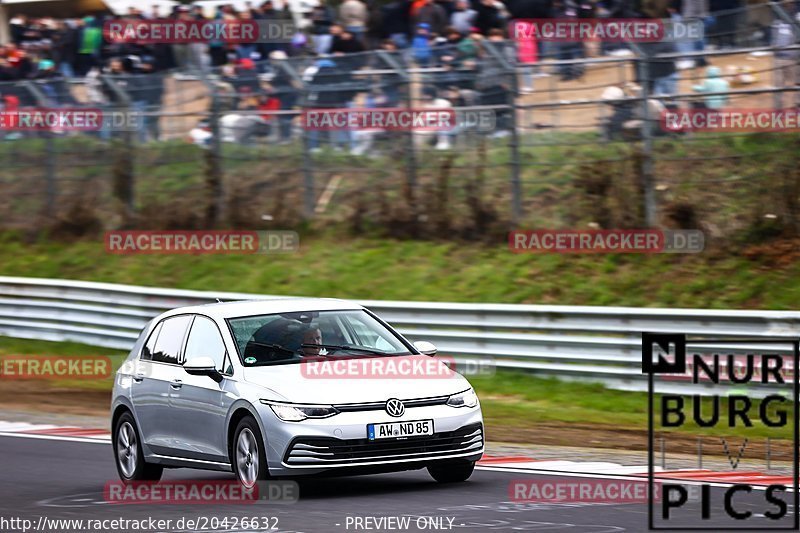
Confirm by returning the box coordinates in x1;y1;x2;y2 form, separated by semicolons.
133;374;145;383
170;379;183;389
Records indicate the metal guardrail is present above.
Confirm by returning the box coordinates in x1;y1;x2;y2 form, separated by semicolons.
0;276;799;392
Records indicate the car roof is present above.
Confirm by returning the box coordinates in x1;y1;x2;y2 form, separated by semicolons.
156;298;365;322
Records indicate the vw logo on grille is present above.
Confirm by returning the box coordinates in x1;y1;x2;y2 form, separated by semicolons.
385;398;405;417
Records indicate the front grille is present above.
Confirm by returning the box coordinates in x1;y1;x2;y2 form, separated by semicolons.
284;423;483;466
332;395;449;412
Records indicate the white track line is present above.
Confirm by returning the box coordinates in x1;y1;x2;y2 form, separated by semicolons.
0;421;60;432
474;465;778;490
0;431;110;444
485;460;654;475
0;421;111;443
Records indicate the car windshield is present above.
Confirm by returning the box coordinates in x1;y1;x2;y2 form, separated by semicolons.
227;309;412;366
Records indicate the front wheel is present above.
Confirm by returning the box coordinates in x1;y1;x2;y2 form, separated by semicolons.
428;460;475;483
232;416;270;489
113;412;163;483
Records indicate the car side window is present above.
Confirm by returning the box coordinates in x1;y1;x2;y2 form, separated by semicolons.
140;321;163;361
184;316;229;373
151;315;193;365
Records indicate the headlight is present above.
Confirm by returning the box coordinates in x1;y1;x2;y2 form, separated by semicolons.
260;400;339;422
447;389;478;408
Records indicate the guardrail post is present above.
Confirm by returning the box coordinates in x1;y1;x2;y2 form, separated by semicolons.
697;437;703;469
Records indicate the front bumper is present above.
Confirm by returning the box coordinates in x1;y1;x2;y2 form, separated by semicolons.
256;401;484;476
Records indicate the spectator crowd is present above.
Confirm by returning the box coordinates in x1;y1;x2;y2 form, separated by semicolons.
0;0;796;146
4;1;783;81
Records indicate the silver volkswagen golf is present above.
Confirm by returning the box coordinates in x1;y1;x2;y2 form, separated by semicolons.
111;299;484;488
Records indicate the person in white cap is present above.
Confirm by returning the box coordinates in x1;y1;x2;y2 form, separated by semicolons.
269;50;297;142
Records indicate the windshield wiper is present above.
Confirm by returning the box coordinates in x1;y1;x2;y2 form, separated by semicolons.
247;342;297;355
301;343;388;355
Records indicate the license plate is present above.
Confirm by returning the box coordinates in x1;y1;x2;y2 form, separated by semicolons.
367;419;434;440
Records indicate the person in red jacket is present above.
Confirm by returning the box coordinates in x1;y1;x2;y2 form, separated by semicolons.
257;92;280;125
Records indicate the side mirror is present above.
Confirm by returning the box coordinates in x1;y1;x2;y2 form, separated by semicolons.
413;341;437;356
184;356;223;383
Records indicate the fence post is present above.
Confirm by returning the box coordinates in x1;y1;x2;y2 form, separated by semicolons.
207;91;224;227
632;44;658;227
403;72;418;215
100;75;135;228
481;41;523;226
300;108;315;218
258;59;314;218
22;81;56;221
44;129;56;220
278;61;314;219
377;51;417;224
198;76;225;227
509;94;523;227
768;0;800;109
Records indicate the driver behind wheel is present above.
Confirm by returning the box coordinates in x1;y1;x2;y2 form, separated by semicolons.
300;327;323;356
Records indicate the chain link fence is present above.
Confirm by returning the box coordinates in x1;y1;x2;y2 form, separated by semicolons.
0;1;798;243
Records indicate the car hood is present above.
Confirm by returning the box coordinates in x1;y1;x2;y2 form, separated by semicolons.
241;354;471;404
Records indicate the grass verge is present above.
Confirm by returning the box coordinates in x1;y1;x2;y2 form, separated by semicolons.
2;232;800;308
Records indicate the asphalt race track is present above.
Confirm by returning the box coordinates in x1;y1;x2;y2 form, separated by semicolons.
1;434;797;533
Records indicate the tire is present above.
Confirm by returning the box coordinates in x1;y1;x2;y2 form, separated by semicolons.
428;460;475;483
113;411;163;483
231;416;270;489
